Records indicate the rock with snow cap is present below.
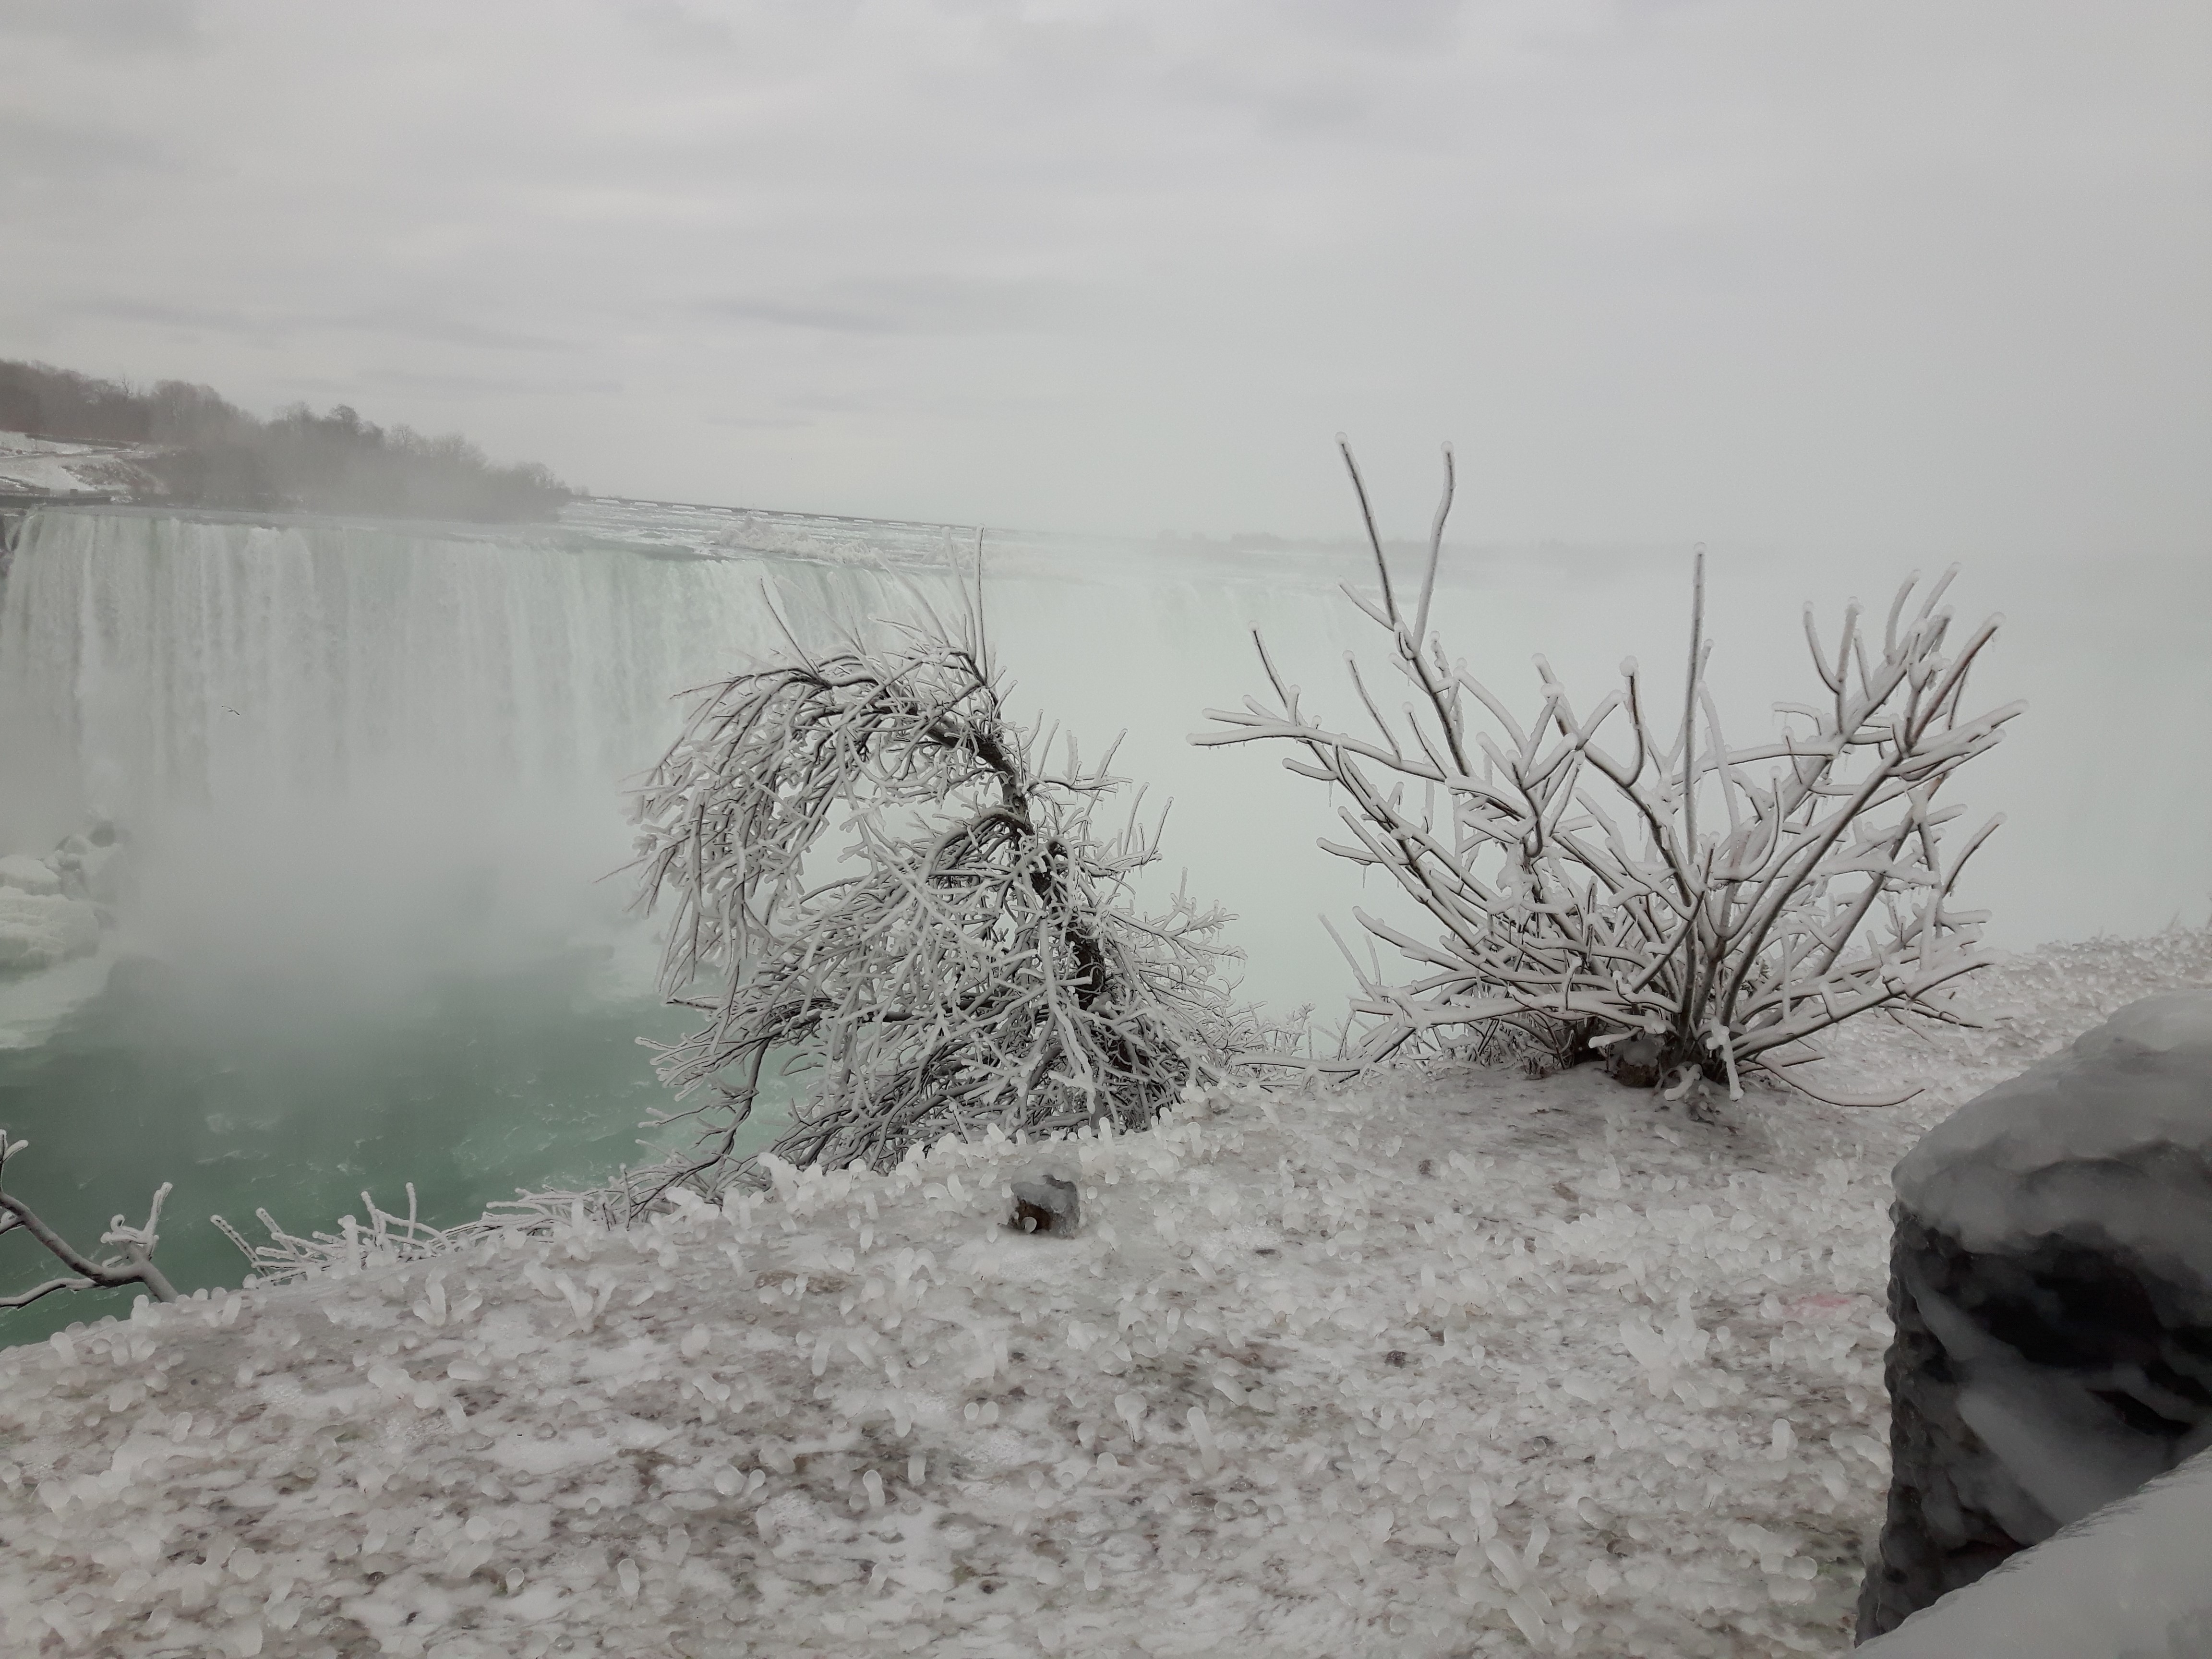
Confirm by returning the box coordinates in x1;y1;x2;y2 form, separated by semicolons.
1857;991;2212;1641
1606;1032;1667;1088
1009;1170;1080;1235
0;888;100;969
0;854;61;897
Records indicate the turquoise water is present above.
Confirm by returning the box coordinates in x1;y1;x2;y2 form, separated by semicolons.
0;949;787;1348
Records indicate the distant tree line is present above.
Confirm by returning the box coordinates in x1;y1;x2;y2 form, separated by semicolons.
0;359;574;522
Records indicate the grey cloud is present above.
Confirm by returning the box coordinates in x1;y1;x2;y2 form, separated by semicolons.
1194;74;1382;137
1139;37;1407;141
71;297;276;334
68;299;566;356
1274;0;1464;53
361;370;624;397
782;392;873;414
701;275;1091;337
0;112;174;181
701;297;900;335
0;0;2197;558
0;0;204;52
338;313;571;354
621;0;740;55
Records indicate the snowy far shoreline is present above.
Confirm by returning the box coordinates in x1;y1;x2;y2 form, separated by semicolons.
4;926;2211;1659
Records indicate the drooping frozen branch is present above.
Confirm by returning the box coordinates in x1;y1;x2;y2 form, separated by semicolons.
1196;440;2024;1103
619;612;1262;1212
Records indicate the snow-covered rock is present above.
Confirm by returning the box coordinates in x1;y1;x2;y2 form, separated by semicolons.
45;827;123;906
1856;1442;2212;1658
0;888;101;971
0;430;162;500
0;854;61;897
1858;992;2212;1639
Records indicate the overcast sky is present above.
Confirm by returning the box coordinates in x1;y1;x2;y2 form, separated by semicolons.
2;0;2205;548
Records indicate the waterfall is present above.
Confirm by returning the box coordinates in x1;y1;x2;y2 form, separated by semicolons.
0;504;1406;1017
0;507;953;845
0;507;966;986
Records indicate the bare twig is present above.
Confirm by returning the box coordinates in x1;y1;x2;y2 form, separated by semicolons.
215;1181;641;1288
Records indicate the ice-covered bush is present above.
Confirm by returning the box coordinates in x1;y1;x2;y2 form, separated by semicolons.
1199;442;2023;1104
622;612;1254;1209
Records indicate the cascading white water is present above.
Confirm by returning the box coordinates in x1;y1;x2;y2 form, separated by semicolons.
0;506;962;820
0;509;968;977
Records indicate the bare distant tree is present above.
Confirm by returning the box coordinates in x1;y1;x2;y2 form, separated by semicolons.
0;358;573;521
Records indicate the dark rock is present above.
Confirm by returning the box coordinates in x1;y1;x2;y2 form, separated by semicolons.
1009;1171;1080;1235
1851;1441;2212;1655
1608;1033;1666;1088
1857;992;2212;1643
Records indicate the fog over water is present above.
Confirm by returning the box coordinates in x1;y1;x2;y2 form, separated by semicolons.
0;498;2206;1340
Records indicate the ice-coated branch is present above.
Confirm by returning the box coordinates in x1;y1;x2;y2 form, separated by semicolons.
1195;443;2024;1104
0;1130;179;1308
215;1179;652;1288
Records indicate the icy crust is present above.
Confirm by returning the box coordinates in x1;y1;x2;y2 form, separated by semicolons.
1808;926;2212;1146
0;842;111;973
0;854;62;897
0;1078;1903;1659
0;433;163;501
0;888;100;971
558;498;976;569
4;927;2208;1658
1890;989;2212;1261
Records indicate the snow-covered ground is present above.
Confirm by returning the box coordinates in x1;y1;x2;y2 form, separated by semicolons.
4;926;2210;1659
0;432;158;500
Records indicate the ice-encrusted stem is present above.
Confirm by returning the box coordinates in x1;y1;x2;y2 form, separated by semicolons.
0;1130;178;1308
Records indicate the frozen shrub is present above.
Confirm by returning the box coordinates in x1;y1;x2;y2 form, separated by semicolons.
1199;441;2022;1105
622;611;1256;1207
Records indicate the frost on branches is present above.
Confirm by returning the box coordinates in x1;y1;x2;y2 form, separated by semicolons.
1199;442;2025;1107
623;614;1254;1208
0;1130;178;1310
